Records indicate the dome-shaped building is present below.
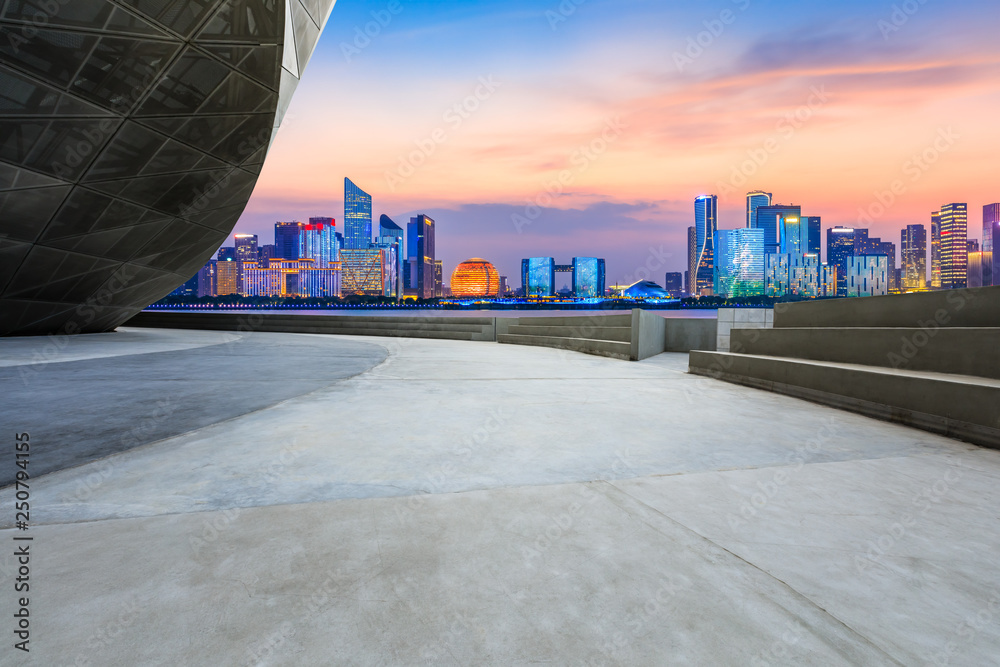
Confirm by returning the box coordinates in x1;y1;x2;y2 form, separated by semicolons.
450;259;501;298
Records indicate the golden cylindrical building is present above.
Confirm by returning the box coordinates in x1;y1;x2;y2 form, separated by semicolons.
450;259;501;298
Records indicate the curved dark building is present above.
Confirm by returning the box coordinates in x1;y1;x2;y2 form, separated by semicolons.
0;0;335;336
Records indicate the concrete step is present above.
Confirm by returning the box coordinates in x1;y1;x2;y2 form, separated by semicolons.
730;327;1000;380
511;314;633;327
257;319;489;333
689;351;1000;448
774;285;1000;328
505;324;632;342
124;313;493;340
498;333;632;360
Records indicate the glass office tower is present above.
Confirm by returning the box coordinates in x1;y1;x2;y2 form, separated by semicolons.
302;219;339;268
694;195;718;295
406;215;436;299
901;224;927;291
754;204;802;255
275;222;304;260
939;203;968;290
376;215;404;298
572;258;606;298
982;203;999;255
344;177;373;250
0;0;338;336
804;216;822;256
746;191;773;229
715;228;765;298
522;258;556;297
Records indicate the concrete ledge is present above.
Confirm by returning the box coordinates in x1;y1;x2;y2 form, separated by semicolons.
125;312;497;341
689;351;1000;448
504;324;632;342
731;327;1000;380
774;285;1000;328
498;333;632;360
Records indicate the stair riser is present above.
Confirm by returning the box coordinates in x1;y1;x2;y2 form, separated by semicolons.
689;351;1000;448
730;328;1000;380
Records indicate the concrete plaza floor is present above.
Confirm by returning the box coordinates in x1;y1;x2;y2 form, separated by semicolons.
1;328;999;665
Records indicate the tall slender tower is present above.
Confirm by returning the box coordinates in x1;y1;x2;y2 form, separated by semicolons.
938;203;968;290
901;225;927;291
746;191;773;229
686;226;697;296
407;215;436;299
694;196;718;295
986;204;1000;287
983;203;999;254
344;178;373;250
930;212;942;289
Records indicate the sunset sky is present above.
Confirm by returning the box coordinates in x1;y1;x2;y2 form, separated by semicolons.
231;0;1000;287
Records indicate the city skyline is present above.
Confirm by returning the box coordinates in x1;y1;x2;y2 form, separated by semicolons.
228;0;1000;285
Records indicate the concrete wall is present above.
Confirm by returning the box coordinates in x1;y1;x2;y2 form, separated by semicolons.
716;308;773;352
126;312;497;341
664;318;717;353
128;310;718;360
631;309;667;361
775;285;1000;328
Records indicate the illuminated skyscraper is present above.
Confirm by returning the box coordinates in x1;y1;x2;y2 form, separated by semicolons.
968;250;992;288
846;256;889;297
522;258;556;297
804;216;822;255
754;204;801;255
344;178;373;250
341;249;391;296
686;226;697;295
746;191;773;228
234;234;259;264
377;215;404;298
827;227;858;296
664;273;684;298
694;195;718;295
275;222;305;260
302;218;339;268
930;212;942;289
406;215;436;299
983;203;999;254
766;253;832;298
572;258;606;298
715;229;765;297
939;203;968;290
216;259;239;296
197;261;217;298
242;260;341;298
901;225;927;291
984;204;999;286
